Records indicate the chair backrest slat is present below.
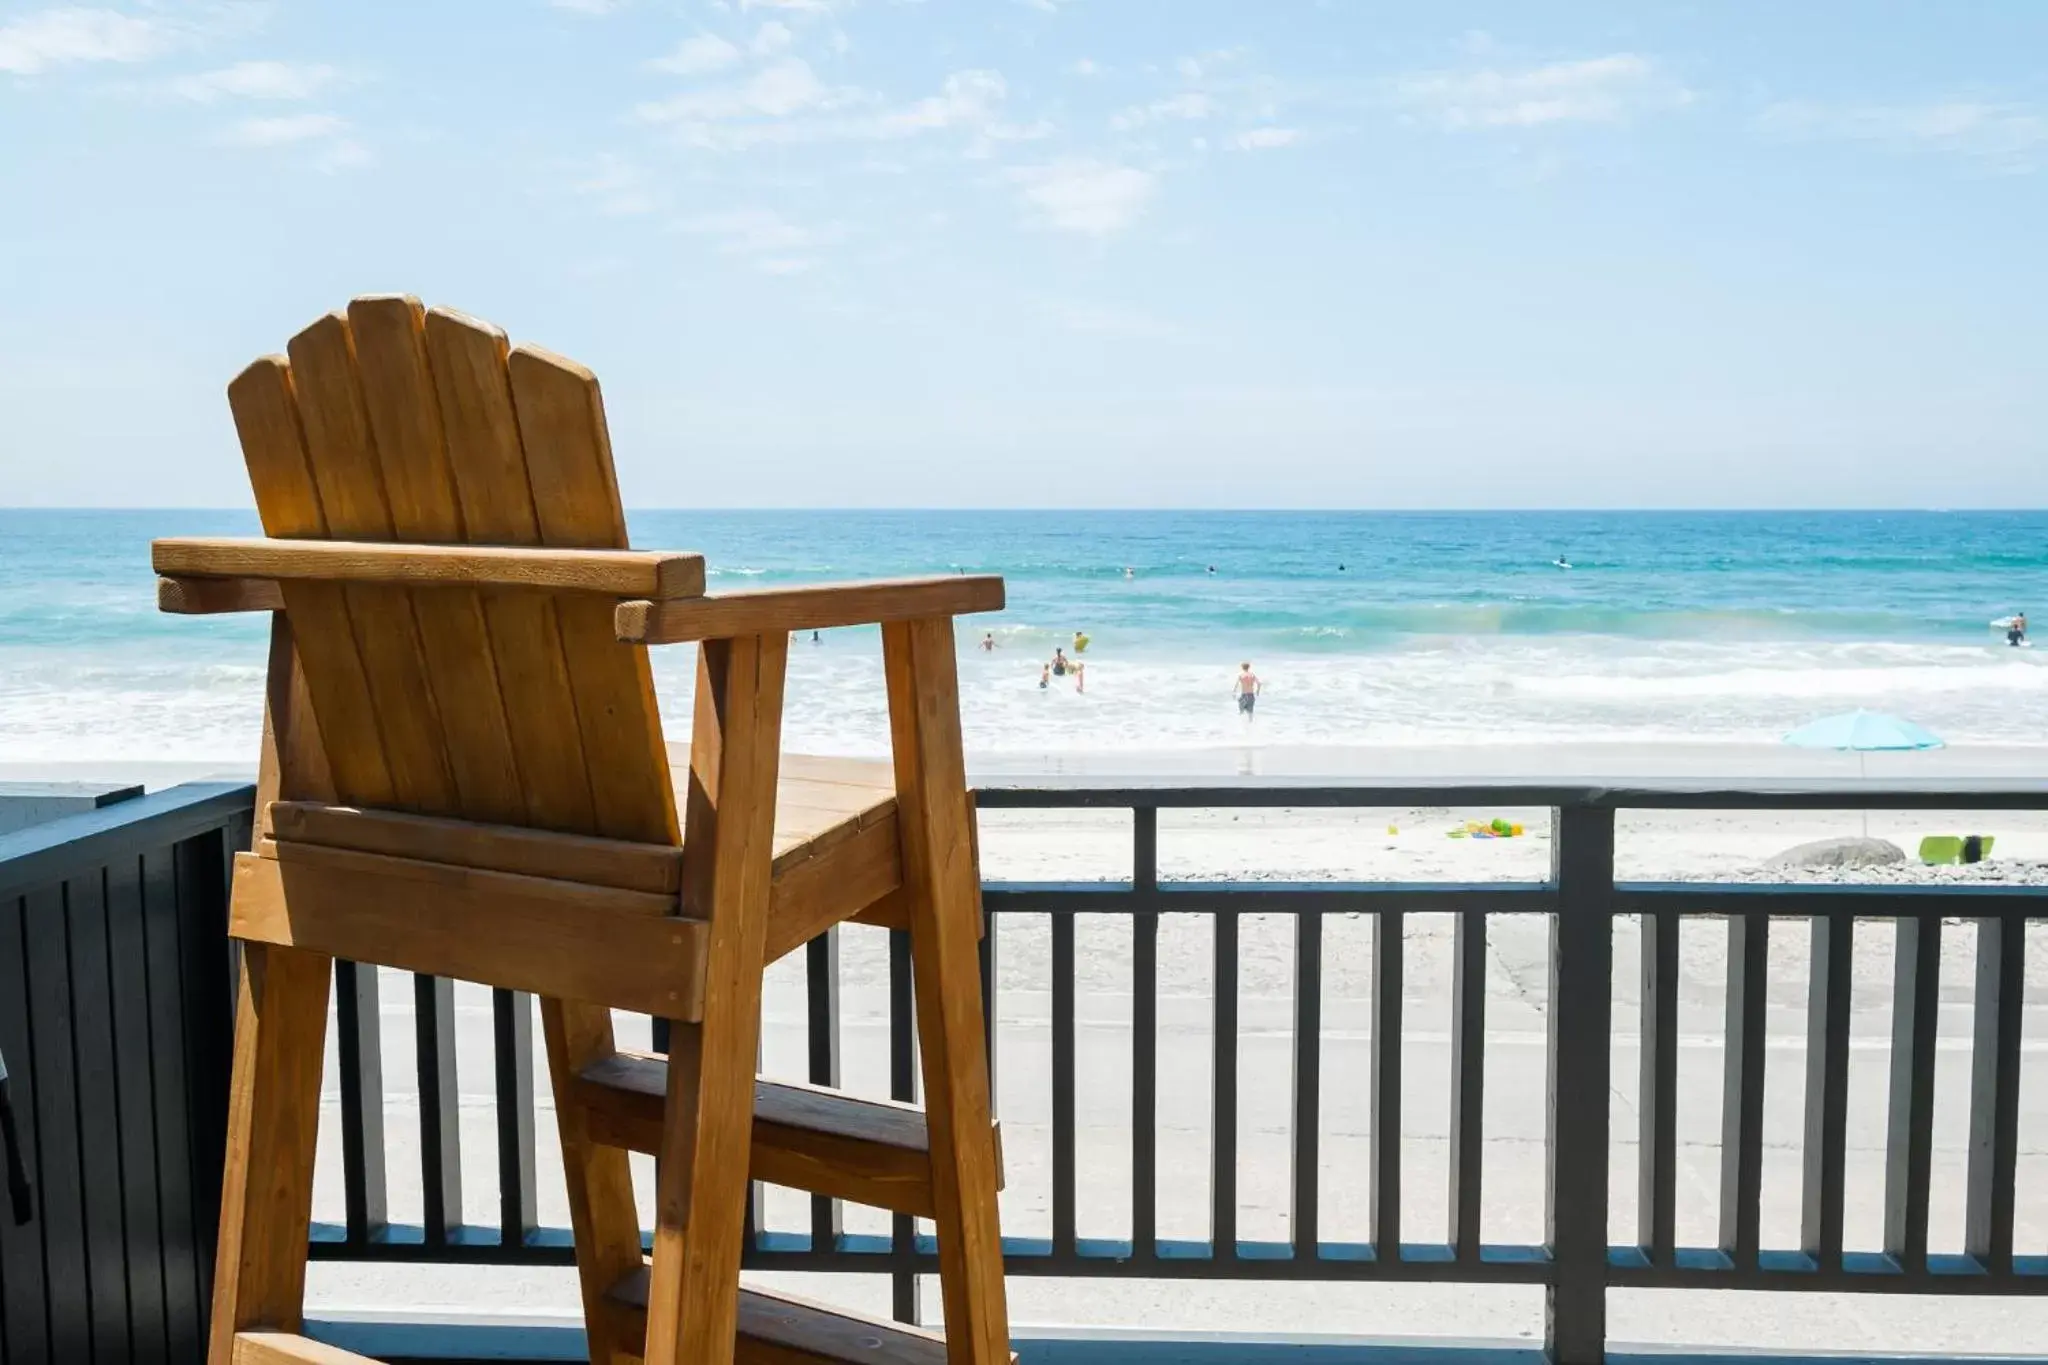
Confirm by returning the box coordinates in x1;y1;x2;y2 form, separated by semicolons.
228;295;680;845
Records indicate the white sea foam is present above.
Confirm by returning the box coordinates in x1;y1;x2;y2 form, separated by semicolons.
4;632;2043;766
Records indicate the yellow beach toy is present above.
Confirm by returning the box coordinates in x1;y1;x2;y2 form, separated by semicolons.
1449;818;1526;840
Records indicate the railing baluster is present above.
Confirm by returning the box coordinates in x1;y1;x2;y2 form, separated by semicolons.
1883;916;1941;1272
1052;912;1077;1256
414;974;462;1247
1800;910;1852;1269
1290;911;1322;1261
1133;807;1159;1263
1546;805;1613;1365
1369;909;1403;1261
806;928;843;1253
1719;910;1767;1268
491;988;537;1250
1966;915;2024;1274
1449;907;1486;1262
888;927;920;1324
1212;910;1239;1262
334;960;387;1245
1637;908;1678;1264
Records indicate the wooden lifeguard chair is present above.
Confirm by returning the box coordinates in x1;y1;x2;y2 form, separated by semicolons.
155;296;1012;1365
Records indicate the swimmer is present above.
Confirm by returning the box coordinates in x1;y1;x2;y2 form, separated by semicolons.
1207;565;1216;575
1050;647;1069;677
1233;661;1261;718
811;630;820;644
1039;664;1050;689
1124;566;1135;580
1072;630;1090;654
2011;612;2029;647
981;632;996;651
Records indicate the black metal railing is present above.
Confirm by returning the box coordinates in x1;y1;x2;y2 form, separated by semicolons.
295;777;2048;1362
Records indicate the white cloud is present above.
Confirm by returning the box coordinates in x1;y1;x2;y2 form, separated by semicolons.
0;7;169;75
223;113;348;146
677;207;837;273
1394;53;1689;129
643;63;1021;151
172;60;340;102
1043;298;1186;342
637;57;847;124
875;68;1004;135
1007;159;1156;236
1230;126;1299;150
575;153;657;215
1176;48;1242;82
219;111;371;171
650;32;742;75
1757;99;2047;172
752;21;793;55
316;137;373;172
1111;90;1211;131
1069;58;1101;77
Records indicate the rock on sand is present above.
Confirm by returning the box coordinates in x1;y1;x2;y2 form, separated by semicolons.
1766;835;1906;870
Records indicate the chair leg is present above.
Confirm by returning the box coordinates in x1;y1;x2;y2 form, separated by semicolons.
883;617;1012;1365
540;999;647;1365
642;634;789;1364
208;942;332;1364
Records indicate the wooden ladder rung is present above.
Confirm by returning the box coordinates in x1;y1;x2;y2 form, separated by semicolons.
607;1268;996;1365
575;1052;1002;1218
231;1331;381;1365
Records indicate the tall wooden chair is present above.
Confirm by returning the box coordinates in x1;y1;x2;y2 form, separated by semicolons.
155;296;1012;1365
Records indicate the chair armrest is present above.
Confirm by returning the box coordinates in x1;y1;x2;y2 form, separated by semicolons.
152;537;706;601
157;575;287;615
617;576;1005;644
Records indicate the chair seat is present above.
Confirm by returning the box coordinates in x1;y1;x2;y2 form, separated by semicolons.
666;751;897;868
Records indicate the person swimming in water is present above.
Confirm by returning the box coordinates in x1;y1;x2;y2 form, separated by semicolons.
981;632;996;651
1038;664;1050;689
2010;612;2029;647
1050;647;1069;677
1233;661;1261;718
1072;630;1090;654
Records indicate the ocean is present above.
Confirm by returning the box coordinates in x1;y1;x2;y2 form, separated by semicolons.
3;509;2045;767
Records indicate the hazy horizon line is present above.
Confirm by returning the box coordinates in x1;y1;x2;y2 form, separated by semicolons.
5;504;2044;516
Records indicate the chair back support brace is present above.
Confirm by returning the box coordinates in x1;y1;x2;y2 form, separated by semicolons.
158;297;1013;1365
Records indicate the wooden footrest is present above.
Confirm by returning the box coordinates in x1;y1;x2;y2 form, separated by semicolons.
231;1332;380;1365
575;1052;1002;1218
607;1268;993;1364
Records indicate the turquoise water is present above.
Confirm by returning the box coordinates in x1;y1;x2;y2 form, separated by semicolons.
4;509;2046;762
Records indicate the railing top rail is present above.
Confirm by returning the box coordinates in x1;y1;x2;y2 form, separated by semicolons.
972;777;2048;810
0;780;256;900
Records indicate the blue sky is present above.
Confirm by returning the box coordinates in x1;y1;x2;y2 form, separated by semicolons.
2;1;2044;509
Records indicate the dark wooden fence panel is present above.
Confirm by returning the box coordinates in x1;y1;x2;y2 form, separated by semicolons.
0;783;250;1365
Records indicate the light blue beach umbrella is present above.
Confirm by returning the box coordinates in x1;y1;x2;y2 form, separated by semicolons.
1783;709;1944;835
1782;709;1945;753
